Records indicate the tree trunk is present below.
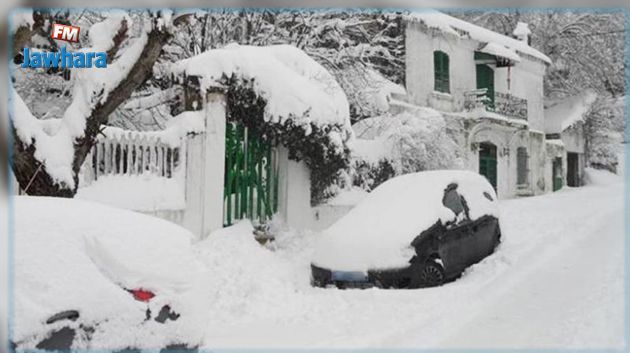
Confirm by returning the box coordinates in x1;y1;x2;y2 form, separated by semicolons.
11;27;171;197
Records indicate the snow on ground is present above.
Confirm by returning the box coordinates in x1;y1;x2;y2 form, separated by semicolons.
197;172;624;349
584;167;623;186
325;187;369;206
76;174;185;211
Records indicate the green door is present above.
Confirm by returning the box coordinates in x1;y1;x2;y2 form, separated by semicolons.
476;64;495;110
552;157;563;191
224;122;278;227
479;142;497;191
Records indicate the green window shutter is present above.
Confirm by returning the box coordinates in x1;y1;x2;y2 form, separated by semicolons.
434;51;450;93
516;147;528;185
475;64;495;109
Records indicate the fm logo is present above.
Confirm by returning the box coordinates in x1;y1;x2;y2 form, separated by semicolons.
51;23;80;43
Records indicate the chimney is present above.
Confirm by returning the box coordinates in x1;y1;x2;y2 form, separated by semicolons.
513;22;531;45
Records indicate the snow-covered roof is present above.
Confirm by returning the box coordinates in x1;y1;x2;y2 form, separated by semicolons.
171;44;352;131
312;170;498;271
407;11;551;64
544;91;597;134
478;42;521;63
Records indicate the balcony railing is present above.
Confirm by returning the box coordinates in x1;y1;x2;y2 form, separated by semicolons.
464;89;528;121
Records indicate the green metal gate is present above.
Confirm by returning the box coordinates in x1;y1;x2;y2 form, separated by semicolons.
479;142;498;191
224;122;278;227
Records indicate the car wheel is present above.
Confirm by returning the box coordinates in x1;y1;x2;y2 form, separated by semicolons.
420;260;445;287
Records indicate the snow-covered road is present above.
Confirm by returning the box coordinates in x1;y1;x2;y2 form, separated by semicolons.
198;174;625;349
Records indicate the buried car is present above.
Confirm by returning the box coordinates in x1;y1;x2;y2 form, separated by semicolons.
311;170;501;289
11;196;209;352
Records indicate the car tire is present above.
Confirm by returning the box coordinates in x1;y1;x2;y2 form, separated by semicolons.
419;260;446;287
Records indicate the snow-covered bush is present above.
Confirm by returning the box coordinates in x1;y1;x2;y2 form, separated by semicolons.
585;96;624;173
350;159;396;192
337;65;406;123
348;108;463;191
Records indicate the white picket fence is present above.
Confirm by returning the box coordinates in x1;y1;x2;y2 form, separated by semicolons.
79;126;189;225
82;128;184;184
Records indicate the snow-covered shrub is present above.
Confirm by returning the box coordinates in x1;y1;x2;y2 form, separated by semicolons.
350;159;396;191
585;96;624;173
349;108;464;191
333;64;406;123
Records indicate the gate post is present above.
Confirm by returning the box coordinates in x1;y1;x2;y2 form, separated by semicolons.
182;88;226;239
277;146;312;229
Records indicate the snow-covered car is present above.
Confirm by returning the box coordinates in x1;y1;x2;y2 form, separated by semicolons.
311;170;501;289
11;196;210;351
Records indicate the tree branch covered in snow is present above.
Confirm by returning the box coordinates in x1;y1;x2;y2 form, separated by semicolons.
164;10;405;122
10;10;174;196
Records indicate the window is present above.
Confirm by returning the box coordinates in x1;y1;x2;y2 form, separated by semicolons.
516;147;528;186
434;51;450;93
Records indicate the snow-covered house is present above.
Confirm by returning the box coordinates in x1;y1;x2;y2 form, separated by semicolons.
404;11;552;198
543;91;596;190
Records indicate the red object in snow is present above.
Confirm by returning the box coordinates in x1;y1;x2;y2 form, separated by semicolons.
129;289;155;302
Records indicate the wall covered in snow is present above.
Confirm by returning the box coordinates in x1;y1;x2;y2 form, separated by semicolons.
405;21;477;112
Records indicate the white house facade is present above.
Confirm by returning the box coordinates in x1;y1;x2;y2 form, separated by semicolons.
404;11;553;198
543;91;596;190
